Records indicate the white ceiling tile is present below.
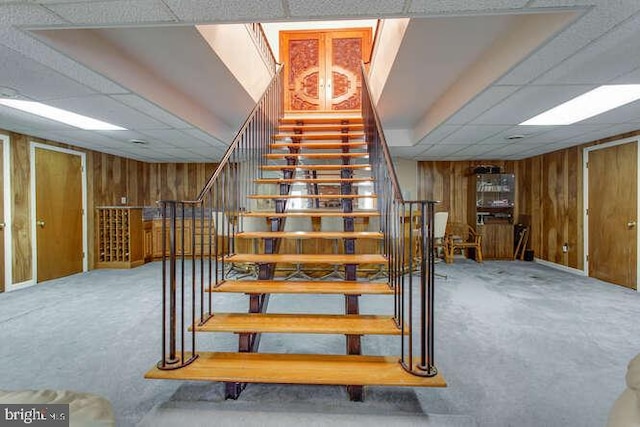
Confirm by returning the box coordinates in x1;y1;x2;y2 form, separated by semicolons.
471;84;595;125
497;6;621;86
0;30;128;94
0;104;76;130
573;123;640;144
612;66;640;84
289;0;404;17
536;12;640;85
420;143;469;156
0;3;65;26
139;129;212;148
183;128;228;148
47;130;129;148
447;86;520;125
479;124;602;145
163;0;284;22
0;45;96;100
451;144;507;156
110;94;192;129
414;125;460;145
442;125;512;143
46;0;176;25
186;146;223;159
579;100;640;125
47;95;169;130
409;0;527;14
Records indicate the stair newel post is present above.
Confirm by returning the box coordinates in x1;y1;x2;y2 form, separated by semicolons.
169;202;178;364
208;190;214;317
191;203;197;360
416;200;437;376
199;203;205;323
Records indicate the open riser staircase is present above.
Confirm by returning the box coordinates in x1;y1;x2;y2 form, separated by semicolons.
145;62;445;401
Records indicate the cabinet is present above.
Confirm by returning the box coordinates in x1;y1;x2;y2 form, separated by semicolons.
96;207;145;268
468;174;515;260
469;173;515;225
143;221;153;262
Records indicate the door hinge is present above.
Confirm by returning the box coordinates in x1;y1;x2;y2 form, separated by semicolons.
586;254;589;262
586;208;588;215
82;252;86;259
585;162;588;169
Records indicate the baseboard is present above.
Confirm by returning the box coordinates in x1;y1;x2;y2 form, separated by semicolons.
534;258;587;276
7;280;36;292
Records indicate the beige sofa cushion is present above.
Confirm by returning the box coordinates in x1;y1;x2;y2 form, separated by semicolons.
608;353;640;427
0;389;115;427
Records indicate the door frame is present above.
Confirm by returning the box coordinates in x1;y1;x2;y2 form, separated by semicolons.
583;136;639;290
30;142;88;283
1;133;12;290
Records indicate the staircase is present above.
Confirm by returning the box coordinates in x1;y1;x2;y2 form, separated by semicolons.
145;65;445;401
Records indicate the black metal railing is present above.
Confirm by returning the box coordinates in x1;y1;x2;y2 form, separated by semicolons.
247;23;278;73
361;62;438;377
156;65;283;370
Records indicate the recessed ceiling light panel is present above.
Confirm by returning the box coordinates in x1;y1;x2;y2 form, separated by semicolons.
519;84;640;126
0;99;126;130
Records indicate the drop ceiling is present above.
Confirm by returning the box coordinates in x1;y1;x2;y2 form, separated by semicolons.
0;1;639;162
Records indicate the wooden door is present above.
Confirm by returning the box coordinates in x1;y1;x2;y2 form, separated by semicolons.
35;148;83;282
0;142;4;292
280;28;371;111
588;142;637;289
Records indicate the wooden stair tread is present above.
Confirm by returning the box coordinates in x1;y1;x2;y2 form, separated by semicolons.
266;152;368;159
262;164;370;171
274;132;365;140
280;117;363;125
210;280;393;295
248;194;376;199
255;178;373;184
279;124;364;132
235;231;383;239
194;313;403;335
146;352;446;387
224;254;387;264
271;142;366;149
243;211;379;218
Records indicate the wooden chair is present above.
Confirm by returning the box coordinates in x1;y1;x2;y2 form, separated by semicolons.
444;222;483;264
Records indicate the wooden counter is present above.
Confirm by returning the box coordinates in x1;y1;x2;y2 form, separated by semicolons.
476;223;514;260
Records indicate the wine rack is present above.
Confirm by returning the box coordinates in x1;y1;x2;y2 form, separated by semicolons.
96;207;145;268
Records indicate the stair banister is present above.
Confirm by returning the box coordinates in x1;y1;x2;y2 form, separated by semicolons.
360;62;438;377
156;64;283;371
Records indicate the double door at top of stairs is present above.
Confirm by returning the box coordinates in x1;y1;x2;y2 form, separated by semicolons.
280;28;372;112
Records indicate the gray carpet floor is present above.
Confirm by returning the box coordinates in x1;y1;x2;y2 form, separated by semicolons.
0;259;638;426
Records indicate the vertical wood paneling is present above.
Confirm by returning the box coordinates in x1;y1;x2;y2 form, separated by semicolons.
418;160;516;223
4;127;218;283
10;133;31;283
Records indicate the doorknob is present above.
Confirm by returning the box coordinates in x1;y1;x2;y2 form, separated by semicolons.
319;78;324;88
327;79;332;89
628;221;637;228
36;220;45;228
0;222;4;230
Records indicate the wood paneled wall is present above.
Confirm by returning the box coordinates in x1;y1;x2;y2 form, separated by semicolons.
4;129;216;284
516;148;582;269
418;129;640;271
417;160;516;223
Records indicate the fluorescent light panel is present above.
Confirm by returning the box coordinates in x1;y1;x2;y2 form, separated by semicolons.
520;85;640;126
0;99;126;130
